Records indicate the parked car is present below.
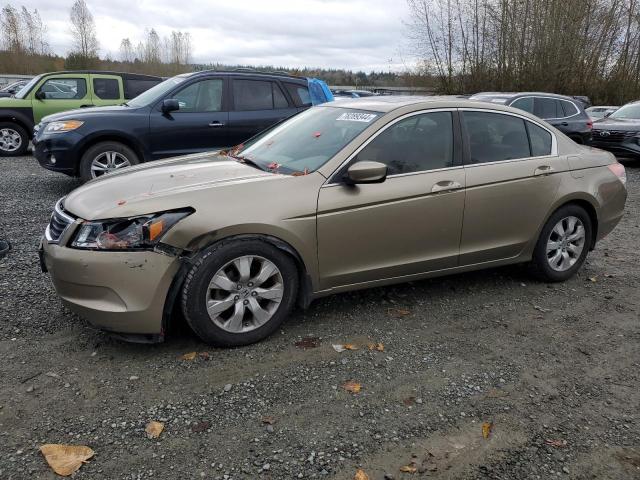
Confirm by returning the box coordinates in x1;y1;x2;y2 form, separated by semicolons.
0;79;28;98
0;71;162;156
40;97;627;346
590;100;640;158
469;92;593;144
586;105;619;121
33;71;333;182
332;89;378;98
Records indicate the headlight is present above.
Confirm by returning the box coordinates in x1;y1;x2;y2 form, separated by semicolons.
71;209;193;250
44;120;84;133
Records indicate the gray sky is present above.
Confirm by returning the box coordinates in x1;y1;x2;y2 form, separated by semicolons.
30;0;414;72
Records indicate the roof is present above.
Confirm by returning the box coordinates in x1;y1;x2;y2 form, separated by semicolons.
319;95;493;113
471;91;579;101
35;70;162;80
180;69;307;83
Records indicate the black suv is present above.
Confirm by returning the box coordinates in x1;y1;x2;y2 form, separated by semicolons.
590;100;640;158
469;92;593;144
33;70;331;181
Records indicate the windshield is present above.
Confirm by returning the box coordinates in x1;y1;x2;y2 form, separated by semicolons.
233;107;381;174
610;103;640;119
14;75;43;99
126;76;187;108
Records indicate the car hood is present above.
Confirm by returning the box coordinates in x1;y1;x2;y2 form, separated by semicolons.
42;104;136;123
592;117;640;131
63;152;285;220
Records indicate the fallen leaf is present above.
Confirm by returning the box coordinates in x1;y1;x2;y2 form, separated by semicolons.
400;464;417;473
180;351;197;361
402;396;416;406
342;381;362;394
388;308;411;317
40;444;94;476
545;438;567;448
191;421;211;433
145;421;164;439
295;337;319;349
354;468;370;480
588;276;597;282
343;344;359;350
367;342;384;351
482;421;493;439
261;416;277;425
332;344;347;353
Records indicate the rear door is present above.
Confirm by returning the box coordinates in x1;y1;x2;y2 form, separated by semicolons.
226;78;298;146
148;76;230;158
31;74;91;123
89;74;123;107
317;110;465;289
459;109;568;264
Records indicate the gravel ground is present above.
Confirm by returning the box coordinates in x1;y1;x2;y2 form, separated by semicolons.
0;155;638;480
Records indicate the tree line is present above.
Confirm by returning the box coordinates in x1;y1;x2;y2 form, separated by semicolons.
407;0;640;104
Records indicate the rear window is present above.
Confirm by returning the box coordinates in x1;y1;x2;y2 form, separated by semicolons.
284;82;311;107
93;78;120;100
233;79;291;111
123;78;162;99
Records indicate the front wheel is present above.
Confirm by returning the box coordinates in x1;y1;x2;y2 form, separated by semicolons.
530;204;593;282
0;122;29;156
79;141;140;182
181;239;299;347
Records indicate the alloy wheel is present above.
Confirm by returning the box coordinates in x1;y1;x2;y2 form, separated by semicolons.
0;128;22;153
90;151;131;178
205;255;284;333
546;215;586;272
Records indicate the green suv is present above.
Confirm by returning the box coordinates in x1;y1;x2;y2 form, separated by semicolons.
0;71;162;156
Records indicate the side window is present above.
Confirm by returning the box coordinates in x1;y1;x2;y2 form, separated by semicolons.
92;78;120;100
38;78;87;100
273;83;289;109
233;80;274;111
174;79;223;112
533;97;559;119
356;112;454;175
511;97;534;113
560;100;578;117
463;111;530;163
527;121;552;156
284;82;311;107
124;79;161;99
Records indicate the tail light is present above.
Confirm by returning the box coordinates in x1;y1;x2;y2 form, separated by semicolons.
587;120;593;129
608;162;626;185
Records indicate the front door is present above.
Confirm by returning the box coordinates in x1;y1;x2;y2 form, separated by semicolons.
459;109;568;264
32;75;92;123
317;110;466;290
148;77;229;159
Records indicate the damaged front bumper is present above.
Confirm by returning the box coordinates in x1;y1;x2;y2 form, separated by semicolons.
40;237;181;338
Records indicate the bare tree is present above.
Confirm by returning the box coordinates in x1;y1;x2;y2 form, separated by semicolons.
21;7;47;55
119;37;134;62
69;0;98;59
1;4;24;53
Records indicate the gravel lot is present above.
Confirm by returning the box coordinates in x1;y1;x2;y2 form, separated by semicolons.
0;155;638;480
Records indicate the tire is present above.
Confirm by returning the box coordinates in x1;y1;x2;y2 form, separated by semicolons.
530;204;593;282
0;122;29;156
181;239;299;347
79;141;139;182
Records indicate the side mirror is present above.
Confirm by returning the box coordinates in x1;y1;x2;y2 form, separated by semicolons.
34;90;45;100
161;98;180;114
344;161;387;185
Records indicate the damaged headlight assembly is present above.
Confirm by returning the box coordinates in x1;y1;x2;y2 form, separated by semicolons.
70;209;193;250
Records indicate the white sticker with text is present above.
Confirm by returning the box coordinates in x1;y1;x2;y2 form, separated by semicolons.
336;112;378;122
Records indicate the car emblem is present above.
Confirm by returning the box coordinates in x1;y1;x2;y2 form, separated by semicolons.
599;130;611;137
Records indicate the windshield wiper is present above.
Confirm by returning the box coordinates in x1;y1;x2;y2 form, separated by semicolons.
230;155;264;171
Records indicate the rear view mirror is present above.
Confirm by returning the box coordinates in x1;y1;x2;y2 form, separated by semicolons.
161;98;180;114
34;90;45;100
344;161;387;185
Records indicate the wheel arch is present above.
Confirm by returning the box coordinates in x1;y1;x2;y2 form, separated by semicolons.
544;194;599;249
76;133;146;175
0;114;33;135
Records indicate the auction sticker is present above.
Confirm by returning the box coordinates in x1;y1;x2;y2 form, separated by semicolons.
336;112;378;122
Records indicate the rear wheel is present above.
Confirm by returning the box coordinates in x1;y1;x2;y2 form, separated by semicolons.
0;122;28;156
181;239;299;347
530;204;592;282
79;141;139;182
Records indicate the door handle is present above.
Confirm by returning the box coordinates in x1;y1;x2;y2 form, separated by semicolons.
560;122;569;126
534;165;555;176
431;180;462;193
208;121;225;127
80;104;94;108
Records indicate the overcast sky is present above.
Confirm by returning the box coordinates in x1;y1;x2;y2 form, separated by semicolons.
27;0;414;72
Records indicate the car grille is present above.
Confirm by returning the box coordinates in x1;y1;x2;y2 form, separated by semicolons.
592;129;639;143
45;199;75;243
